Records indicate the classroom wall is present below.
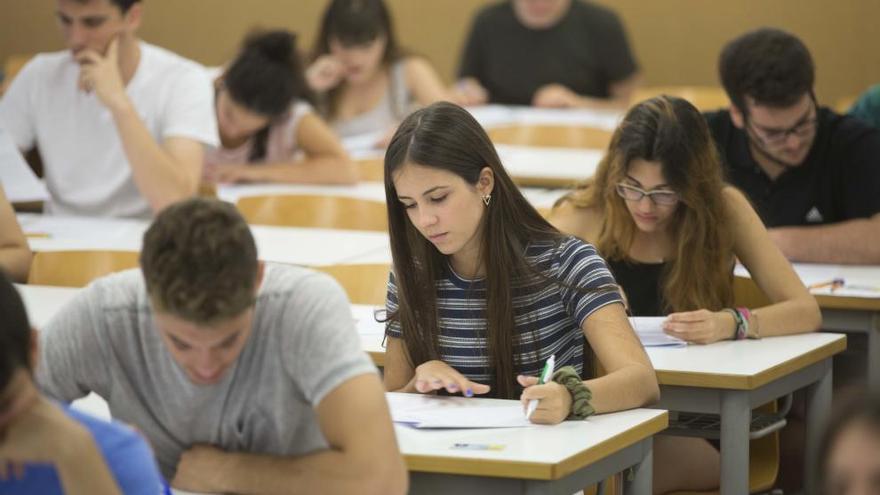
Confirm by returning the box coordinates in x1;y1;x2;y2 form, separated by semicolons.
2;0;878;106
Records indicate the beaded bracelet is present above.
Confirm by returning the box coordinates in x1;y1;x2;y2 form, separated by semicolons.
723;308;744;340
551;366;595;420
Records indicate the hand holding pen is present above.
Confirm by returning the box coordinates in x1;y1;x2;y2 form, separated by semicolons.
519;355;570;424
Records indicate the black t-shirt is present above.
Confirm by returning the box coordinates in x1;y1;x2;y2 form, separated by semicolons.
606;258;666;317
705;108;880;227
458;0;638;105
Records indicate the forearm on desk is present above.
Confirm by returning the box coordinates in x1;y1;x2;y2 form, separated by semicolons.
584;362;659;413
770;216;880;264
245;157;358;185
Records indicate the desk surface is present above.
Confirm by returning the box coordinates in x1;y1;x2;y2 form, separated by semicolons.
736;263;880;311
391;393;666;480
648;332;846;389
20;213;390;267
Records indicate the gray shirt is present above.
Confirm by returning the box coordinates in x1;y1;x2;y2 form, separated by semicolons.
37;264;377;479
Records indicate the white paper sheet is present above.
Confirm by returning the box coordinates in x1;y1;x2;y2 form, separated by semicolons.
387;393;533;429
735;263;880;299
0;128;48;202
630;317;686;347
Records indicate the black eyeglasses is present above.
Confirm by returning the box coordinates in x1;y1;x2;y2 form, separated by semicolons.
615;183;679;206
745;97;818;146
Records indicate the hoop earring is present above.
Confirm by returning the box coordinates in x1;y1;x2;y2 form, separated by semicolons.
482;194;491;207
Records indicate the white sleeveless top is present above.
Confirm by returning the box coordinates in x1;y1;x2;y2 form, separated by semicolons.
330;60;412;137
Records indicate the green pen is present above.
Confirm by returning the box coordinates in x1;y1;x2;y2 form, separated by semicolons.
526;354;555;419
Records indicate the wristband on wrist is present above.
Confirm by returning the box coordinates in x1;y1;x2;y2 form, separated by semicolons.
723;308;743;340
551;366;594;420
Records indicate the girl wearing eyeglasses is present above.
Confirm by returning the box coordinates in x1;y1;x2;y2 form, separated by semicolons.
550;95;821;493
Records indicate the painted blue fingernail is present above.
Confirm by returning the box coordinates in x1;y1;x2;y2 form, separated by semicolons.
465;388;473;397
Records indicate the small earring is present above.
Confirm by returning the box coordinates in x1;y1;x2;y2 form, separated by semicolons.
482;194;491;206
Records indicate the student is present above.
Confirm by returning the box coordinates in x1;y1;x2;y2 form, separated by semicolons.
455;0;640;109
0;186;31;283
551;95;821;493
206;29;358;185
0;271;165;494
819;392;880;495
848;84;880;129
0;0;217;218
381;101;658;424
37;198;408;495
706;27;880;263
307;0;451;144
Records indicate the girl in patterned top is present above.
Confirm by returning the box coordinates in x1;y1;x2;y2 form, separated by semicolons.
381;101;658;425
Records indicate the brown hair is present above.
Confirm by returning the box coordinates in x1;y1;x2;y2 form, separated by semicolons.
560;96;734;312
312;0;404;120
384;102;592;399
140;198;258;324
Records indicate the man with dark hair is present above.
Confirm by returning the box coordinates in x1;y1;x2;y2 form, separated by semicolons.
0;0;217;218
0;271;164;494
37;198;408;495
706;27;880;263
454;0;640;109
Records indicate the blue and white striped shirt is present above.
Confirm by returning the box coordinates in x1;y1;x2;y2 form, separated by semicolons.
385;236;622;385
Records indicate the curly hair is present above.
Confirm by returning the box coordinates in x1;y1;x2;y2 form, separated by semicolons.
140;198;258;324
719;27;815;112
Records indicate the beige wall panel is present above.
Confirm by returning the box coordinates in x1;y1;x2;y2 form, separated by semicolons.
2;1;878;105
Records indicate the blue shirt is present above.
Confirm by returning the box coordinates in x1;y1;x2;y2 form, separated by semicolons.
0;404;166;495
386;237;622;387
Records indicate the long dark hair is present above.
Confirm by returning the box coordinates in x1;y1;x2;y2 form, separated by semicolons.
384;102;573;399
312;0;403;119
0;270;32;392
222;29;311;161
560;96;734;313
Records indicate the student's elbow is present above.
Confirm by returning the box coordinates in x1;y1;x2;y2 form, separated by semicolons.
637;363;660;406
803;296;823;333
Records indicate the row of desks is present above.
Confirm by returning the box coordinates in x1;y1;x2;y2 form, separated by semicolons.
19;283;846;494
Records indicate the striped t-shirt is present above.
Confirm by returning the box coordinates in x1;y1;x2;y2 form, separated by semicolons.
385;236;622;387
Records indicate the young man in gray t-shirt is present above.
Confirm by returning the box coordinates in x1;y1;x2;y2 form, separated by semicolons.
36;198;407;494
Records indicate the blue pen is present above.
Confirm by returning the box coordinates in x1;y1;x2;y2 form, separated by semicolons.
525;354;555;419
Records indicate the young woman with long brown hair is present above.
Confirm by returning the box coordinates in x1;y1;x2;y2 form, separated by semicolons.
550;95;821;493
381;101;658;424
307;0;451;146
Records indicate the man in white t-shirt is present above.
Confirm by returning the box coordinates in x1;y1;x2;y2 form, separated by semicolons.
0;0;218;217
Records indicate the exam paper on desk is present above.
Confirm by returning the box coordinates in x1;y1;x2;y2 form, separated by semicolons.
387;393;533;429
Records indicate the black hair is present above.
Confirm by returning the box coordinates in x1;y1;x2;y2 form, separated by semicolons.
223;29;312;161
719;27;815;112
0;271;32;392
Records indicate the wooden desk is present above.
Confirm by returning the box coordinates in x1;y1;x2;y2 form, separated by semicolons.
356;145;601;189
649;333;846;495
19;213;390;267
488;125;613;150
391;393;666;495
735;263;880;390
215;182;568;213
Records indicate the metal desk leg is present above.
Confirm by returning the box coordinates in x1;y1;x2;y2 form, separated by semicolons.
869;313;880;391
804;359;833;495
625;437;652;495
720;391;750;495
